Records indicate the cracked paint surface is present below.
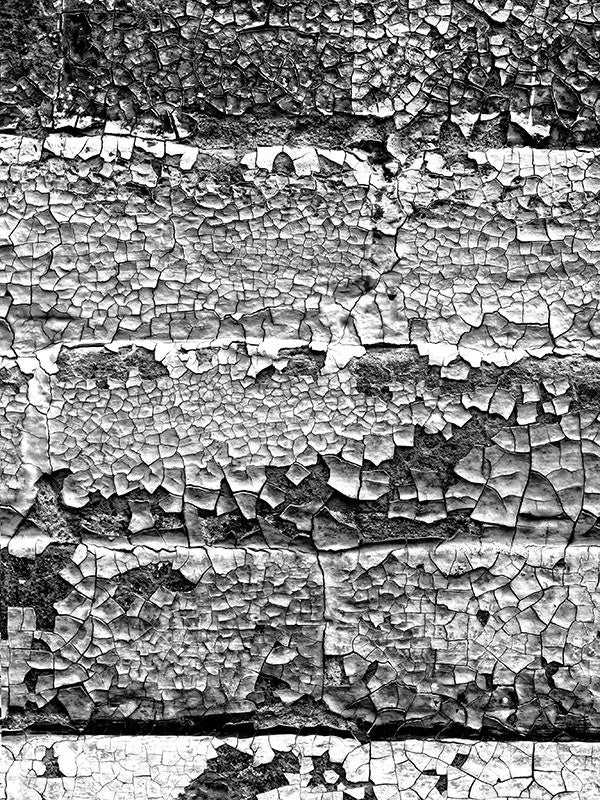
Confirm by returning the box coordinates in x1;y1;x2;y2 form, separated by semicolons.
51;1;600;147
4;540;600;737
3;735;600;799
0;135;380;353
323;542;600;737
3;542;323;725
5;1;600;147
4;0;600;791
4;137;600;361
0;0;61;131
2;343;599;547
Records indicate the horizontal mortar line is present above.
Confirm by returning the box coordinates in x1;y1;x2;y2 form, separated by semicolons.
8;534;600;557
7;533;600;554
14;338;330;352
3;115;397;141
5;721;600;743
7;127;600;152
313;538;587;556
13;338;600;358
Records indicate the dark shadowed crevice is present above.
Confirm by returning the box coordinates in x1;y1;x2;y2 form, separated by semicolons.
249;673;364;739
113;562;196;608
41;745;63;778
0;544;76;637
177;744;300;800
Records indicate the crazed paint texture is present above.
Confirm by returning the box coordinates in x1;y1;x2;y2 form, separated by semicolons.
322;543;600;737
0;0;60;131
4;541;600;737
4;136;600;361
2;344;600;545
54;0;600;146
3;543;324;726
3;0;600;791
4;735;600;799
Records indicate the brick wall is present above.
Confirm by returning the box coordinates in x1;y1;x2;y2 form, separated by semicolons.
2;1;600;796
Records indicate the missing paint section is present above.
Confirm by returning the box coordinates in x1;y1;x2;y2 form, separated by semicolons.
56;346;168;387
1;544;76;636
113;562;195;608
41;745;63;778
177;743;300;800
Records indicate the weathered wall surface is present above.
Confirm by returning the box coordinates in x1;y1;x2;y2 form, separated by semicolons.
4;541;600;738
3;0;600;795
5;735;600;799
